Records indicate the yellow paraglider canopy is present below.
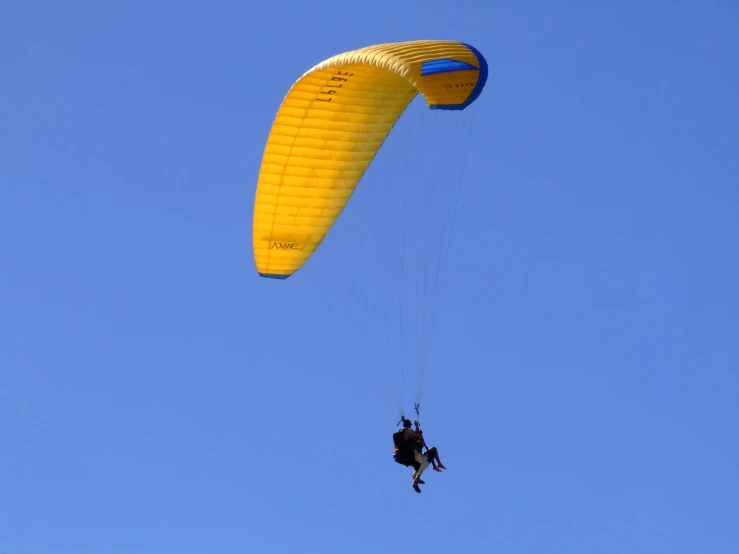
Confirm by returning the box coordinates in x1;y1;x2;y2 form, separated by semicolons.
252;39;488;278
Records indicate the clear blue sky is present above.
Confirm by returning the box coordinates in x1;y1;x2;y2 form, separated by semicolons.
2;1;738;553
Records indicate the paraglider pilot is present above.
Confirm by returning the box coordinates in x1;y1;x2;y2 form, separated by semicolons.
393;419;429;493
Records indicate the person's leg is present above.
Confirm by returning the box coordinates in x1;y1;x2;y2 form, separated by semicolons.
413;451;429;481
411;460;423;493
426;447;442;471
428;446;447;469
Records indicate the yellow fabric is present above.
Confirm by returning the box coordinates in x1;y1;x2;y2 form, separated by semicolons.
252;40;485;278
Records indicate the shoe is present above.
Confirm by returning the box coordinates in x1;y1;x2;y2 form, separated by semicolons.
413;483;421;493
415;479;425;484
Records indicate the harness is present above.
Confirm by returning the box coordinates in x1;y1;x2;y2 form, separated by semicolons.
392;429;416;467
